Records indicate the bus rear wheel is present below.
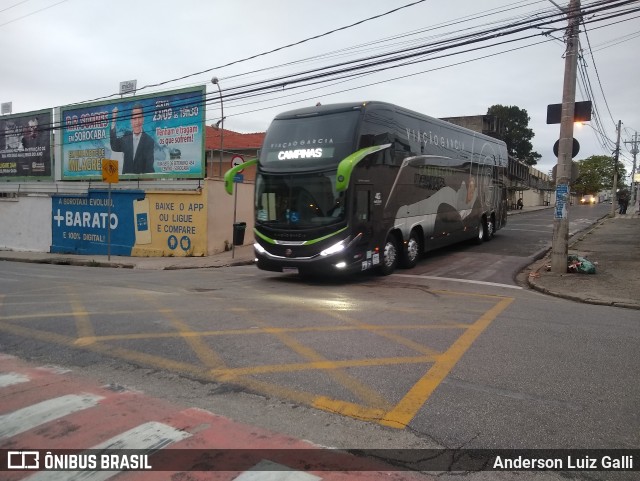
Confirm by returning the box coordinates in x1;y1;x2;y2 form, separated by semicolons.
400;230;422;269
379;234;399;275
485;217;495;240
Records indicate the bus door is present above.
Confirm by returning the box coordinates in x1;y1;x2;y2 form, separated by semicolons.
354;184;374;245
357;183;392;266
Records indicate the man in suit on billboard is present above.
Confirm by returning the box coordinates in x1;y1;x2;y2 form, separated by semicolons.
110;103;155;174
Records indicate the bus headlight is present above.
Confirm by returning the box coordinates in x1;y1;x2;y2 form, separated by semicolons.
254;242;266;254
320;240;346;256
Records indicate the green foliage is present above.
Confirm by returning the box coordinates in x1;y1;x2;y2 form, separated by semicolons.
486;105;542;165
572;155;627;195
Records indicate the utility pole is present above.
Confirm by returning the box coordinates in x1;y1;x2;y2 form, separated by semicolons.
624;132;639;208
610;120;622;217
550;0;580;274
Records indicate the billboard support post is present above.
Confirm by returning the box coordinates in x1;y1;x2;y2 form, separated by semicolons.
101;158;119;260
107;184;112;261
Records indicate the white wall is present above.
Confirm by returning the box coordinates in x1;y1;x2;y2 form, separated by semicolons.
0;196;52;251
206;179;255;255
0;181;255;256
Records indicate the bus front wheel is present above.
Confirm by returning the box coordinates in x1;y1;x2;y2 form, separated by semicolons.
379;234;399;275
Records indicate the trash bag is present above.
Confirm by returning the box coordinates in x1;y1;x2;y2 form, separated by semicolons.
567;255;596;274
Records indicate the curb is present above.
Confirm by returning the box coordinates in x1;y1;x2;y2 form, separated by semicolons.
0;254;256;271
528;273;640;311
0;256;135;269
163;259;256;270
526;217;640;310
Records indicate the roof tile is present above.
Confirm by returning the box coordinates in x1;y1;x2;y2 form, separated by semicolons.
205;126;265;150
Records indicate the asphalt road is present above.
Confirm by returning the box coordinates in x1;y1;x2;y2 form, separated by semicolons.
405;203;610;285
0;203;636;481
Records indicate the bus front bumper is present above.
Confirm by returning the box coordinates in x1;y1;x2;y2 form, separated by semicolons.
254;243;373;275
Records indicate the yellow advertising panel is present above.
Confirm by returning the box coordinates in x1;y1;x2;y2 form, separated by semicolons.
131;190;207;257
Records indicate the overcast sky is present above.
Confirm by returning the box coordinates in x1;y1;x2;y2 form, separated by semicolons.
2;0;639;178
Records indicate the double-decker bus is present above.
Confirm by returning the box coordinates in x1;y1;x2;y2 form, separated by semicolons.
225;101;508;276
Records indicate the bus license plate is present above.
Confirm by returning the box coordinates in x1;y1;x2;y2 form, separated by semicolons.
282;267;299;274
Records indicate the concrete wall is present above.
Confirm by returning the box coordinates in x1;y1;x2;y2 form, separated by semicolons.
0;181;254;256
206;179;255;254
0;196;52;251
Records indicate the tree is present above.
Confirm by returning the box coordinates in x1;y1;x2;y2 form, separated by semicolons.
572;155;627;195
486;105;541;165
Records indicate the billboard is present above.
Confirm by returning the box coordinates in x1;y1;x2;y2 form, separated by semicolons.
60;86;205;180
0;109;53;180
51;190;143;256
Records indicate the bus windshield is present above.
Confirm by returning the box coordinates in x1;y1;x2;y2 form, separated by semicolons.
255;171;346;229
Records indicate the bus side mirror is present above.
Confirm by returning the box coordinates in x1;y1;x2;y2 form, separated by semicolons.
223;158;258;195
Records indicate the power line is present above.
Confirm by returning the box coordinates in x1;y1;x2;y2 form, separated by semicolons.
0;0;30;15
0;0;68;27
73;0;428;105
15;0;640;140
207;2;637;105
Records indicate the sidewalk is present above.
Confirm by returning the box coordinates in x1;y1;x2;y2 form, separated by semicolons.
0;243;256;270
2;206;639;309
525;205;640;310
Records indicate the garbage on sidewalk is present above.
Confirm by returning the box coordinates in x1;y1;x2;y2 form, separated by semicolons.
566;254;597;274
544;255;597;274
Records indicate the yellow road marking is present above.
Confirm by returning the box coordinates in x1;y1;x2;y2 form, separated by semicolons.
15;323;467;341
212;354;437;379
313;396;386;422
159;308;228;370
68;293;96;346
380;296;514;428
0;321;206;376
322;309;441;358
236;308;393;410
0;319;385;422
1;285;515;430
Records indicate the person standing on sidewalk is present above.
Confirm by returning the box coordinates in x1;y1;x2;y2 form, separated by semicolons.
618;196;628;214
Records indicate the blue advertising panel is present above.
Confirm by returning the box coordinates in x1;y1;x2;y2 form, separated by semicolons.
555;183;569;220
0;109;52;180
60;86;205;180
51;190;145;255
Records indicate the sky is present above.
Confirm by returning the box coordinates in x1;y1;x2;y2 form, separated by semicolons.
1;0;639;179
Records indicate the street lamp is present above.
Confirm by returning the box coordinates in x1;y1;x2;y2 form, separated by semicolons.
211;77;224;177
212;76;239;259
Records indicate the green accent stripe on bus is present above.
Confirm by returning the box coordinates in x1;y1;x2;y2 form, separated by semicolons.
224;158;258;195
335;144;392;192
304;226;348;245
254;228;276;244
254;226;348;246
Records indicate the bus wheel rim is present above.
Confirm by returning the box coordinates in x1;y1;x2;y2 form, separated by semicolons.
407;238;419;261
384;241;397;266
